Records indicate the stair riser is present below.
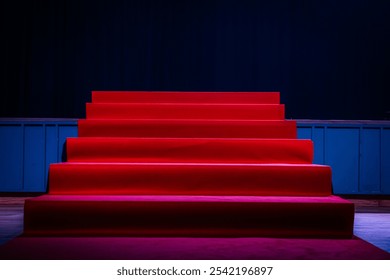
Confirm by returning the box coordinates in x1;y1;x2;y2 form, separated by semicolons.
24;199;354;238
78;120;297;138
48;164;332;196
66;138;314;164
92;91;280;104
86;103;285;120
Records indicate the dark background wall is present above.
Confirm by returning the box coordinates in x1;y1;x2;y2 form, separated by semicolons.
1;0;389;119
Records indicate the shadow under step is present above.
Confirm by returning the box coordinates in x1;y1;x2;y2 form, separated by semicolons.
24;195;354;238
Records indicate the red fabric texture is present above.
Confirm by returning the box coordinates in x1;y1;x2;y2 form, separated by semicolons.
78;119;298;138
48;163;332;196
2;236;389;260
92;91;280;104
86;103;285;120
23;195;354;238
66;138;314;163
23;91;354;241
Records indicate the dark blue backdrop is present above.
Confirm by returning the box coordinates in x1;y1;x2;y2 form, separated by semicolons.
1;0;389;119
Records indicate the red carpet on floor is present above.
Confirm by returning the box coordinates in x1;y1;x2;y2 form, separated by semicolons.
1;237;389;260
2;91;388;259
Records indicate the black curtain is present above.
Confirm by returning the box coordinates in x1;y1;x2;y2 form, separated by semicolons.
1;0;389;119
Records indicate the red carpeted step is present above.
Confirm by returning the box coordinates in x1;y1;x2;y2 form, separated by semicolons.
92;91;280;104
48;163;331;196
66;138;313;164
23;195;354;238
78;119;297;138
86;103;285;120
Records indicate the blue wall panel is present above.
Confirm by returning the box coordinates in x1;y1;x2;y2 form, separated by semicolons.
297;127;312;140
360;129;381;194
312;127;325;165
24;125;45;192
45;125;59;189
382;129;390;194
0;120;78;193
325;128;360;194
0;125;23;191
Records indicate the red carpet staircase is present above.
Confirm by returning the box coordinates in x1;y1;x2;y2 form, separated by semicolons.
24;91;354;238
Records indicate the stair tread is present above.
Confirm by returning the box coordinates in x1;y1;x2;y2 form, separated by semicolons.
79;119;293;123
28;194;350;204
53;162;325;167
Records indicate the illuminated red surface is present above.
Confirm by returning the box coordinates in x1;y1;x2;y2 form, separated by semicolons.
67;137;314;163
92;91;281;104
15;91;364;259
48;163;332;196
78;119;298;138
86;103;285;120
